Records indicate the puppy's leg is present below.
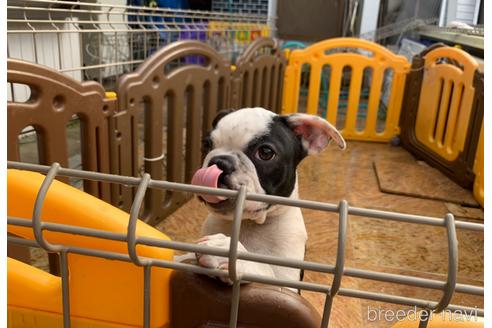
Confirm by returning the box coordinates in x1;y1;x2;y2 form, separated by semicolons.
196;233;275;284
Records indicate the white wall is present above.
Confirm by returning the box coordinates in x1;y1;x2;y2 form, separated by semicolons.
8;19;82;101
96;0;130;78
359;0;382;38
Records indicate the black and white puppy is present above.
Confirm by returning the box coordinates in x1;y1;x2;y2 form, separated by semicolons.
190;107;346;284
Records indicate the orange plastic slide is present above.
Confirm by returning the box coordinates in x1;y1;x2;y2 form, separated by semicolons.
7;169;174;327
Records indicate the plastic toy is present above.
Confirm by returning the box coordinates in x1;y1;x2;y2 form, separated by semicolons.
7;169;174;327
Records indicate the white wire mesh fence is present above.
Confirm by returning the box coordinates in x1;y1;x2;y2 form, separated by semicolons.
7;161;484;328
7;0;269;91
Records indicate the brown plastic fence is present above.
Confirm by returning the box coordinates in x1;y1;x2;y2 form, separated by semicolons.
7;59;117;271
7;59;116;200
7;38;288;228
114;40;232;225
399;44;484;189
9;39;484;223
231;37;287;113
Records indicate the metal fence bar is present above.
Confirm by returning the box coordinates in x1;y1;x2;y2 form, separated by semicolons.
7;216;483;296
7;162;485;295
320;200;348;328
9;161;484;232
8;14;265;28
432;214;458;313
348;206;482;232
125;173;152;327
31;162;73;328
230;283;241;328
340;267;482;296
228;186;247;328
239;272;483;316
7;234;229;278
143;265;151;328
32;163;62;252
418;310;430;328
127;173;151;266
7;234;484;317
6;161;484;326
416;213;458;327
8;0;269;85
8;27;267;34
9;0;267;20
60;250;71;328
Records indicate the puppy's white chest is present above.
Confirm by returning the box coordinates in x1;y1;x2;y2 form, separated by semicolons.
200;208;307;282
202;207;307;258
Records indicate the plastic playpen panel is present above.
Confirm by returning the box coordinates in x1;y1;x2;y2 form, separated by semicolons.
400;45;483;189
231;37;286;114
7;59;116;202
115;41;232;225
7;38;293;227
473;120;484;208
282;38;410;142
7;58;118;272
414;47;479;162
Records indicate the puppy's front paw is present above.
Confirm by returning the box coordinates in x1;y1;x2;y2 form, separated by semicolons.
196;233;276;284
195;233;248;284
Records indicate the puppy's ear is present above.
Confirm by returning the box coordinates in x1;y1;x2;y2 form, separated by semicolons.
212;109;235;129
283;113;346;154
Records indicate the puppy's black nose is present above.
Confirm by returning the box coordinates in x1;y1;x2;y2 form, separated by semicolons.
208;155;235;175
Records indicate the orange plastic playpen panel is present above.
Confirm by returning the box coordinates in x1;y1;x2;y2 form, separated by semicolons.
282;37;410;142
473;122;484;207
414;47;479;162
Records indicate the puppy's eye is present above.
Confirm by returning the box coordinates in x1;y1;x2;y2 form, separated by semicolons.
255;145;276;161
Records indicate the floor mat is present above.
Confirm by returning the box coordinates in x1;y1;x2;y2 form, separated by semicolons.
445;203;484;221
373;160;479;207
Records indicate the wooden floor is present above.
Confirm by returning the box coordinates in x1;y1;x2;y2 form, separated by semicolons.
156;141;484;327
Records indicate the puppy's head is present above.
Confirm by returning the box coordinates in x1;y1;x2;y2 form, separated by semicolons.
192;107;345;223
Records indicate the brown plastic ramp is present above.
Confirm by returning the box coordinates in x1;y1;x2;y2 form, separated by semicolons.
116;41;232;225
170;270;321;328
232;37;287;113
399;44;484;189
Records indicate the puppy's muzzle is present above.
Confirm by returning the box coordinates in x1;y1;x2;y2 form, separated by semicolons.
207;155;235;188
191;155;236;206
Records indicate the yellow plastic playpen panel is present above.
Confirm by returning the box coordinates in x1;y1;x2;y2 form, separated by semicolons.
282;37;410;142
7;169;174;328
473;122;484;207
415;47;479;162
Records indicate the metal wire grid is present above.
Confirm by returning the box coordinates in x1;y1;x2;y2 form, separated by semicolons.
7;0;268;89
7;161;484;328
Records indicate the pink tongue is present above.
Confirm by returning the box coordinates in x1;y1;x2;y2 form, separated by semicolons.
191;164;227;204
